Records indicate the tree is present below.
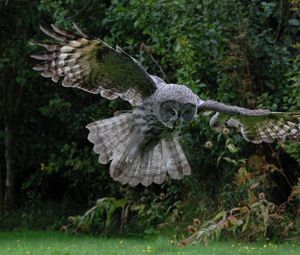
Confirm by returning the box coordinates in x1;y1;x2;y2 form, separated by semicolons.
0;1;38;207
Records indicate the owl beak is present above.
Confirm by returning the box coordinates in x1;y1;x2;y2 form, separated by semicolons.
170;112;182;129
173;120;178;129
173;117;183;129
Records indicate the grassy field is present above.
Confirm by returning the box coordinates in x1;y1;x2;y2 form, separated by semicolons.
0;231;299;255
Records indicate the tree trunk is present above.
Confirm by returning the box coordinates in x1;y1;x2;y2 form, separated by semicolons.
2;66;23;208
0;165;3;207
4;121;15;208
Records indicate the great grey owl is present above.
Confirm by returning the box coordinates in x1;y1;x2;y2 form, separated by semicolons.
31;24;300;186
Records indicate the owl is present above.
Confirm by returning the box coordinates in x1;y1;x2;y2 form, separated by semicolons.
31;24;300;186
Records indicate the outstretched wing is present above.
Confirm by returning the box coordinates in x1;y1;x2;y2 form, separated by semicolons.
30;23;157;106
198;100;300;143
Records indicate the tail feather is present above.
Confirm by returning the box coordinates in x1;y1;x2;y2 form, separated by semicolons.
94;125;134;156
86;113;191;186
168;139;183;179
111;135;146;185
160;140;171;178
117;138;190;186
140;150;154;186
94;124;133;164
152;141;166;185
91;114;133;134
126;158;140;186
86;113;134;164
173;139;192;176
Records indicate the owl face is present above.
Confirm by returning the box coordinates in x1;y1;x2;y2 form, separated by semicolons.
158;101;197;128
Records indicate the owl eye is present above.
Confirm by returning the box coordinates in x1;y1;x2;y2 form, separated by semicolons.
169;109;176;115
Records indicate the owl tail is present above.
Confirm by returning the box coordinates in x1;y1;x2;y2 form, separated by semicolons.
86;113;191;186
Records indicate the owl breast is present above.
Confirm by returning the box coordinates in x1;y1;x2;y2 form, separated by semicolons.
132;102;176;150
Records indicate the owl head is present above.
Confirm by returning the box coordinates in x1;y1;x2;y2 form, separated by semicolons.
151;84;199;128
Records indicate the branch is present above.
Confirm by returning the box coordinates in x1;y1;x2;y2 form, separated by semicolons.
142;44;169;82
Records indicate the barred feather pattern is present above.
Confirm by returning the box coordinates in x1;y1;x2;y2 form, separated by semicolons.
112;138;191;186
227;113;300;144
86;112;191;186
31;24;156;106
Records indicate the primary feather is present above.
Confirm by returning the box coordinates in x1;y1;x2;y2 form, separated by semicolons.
31;23;156;106
209;111;300;143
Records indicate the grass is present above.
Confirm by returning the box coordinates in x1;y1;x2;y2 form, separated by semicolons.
0;231;299;255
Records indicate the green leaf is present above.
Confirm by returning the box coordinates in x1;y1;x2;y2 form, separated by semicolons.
223;157;238;165
289;19;300;26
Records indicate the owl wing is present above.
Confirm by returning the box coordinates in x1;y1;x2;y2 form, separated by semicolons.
30;23;157;106
198;100;300;143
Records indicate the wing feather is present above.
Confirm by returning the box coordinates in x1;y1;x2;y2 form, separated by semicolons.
199;100;300;143
31;24;157;106
208;110;300;143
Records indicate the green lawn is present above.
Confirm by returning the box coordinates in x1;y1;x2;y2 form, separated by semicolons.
0;231;299;255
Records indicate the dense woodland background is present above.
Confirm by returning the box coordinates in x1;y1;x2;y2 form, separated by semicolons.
1;0;300;242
